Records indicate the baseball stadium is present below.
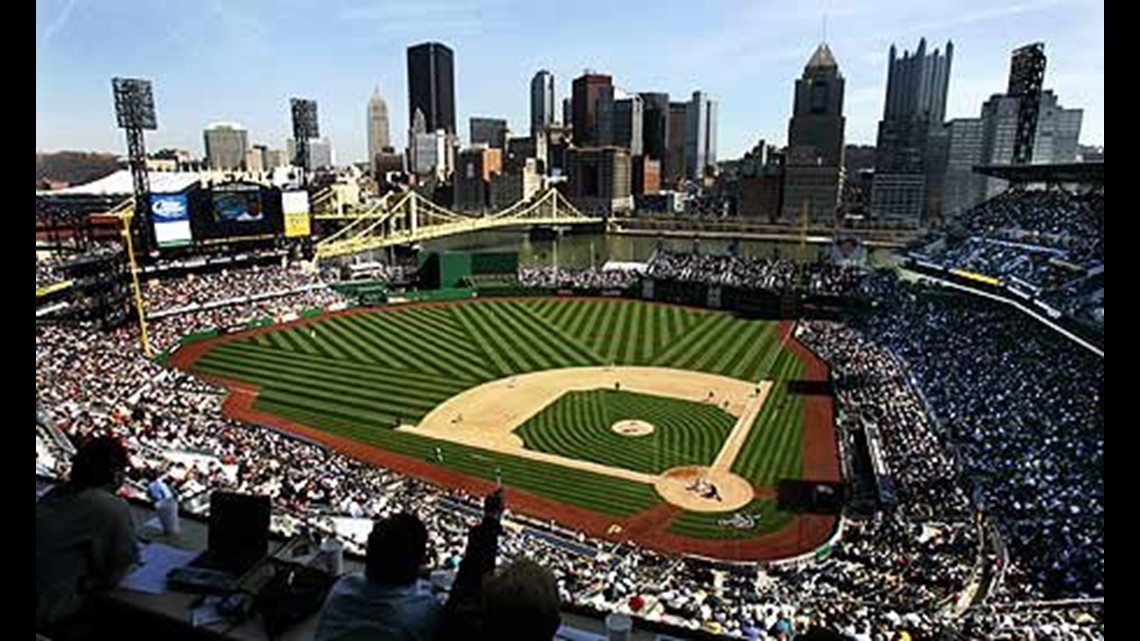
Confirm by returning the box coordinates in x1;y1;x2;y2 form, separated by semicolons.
36;48;1102;641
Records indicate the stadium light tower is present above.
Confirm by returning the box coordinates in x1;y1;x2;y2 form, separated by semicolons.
290;98;319;185
112;77;157;251
112;77;157;355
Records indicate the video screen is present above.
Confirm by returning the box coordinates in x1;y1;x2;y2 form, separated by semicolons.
212;185;264;223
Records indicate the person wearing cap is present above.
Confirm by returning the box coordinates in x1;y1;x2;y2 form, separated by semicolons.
36;436;139;632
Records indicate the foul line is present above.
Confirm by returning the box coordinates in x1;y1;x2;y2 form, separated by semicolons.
710;381;773;474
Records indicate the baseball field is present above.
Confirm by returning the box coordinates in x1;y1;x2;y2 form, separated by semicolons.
173;298;840;560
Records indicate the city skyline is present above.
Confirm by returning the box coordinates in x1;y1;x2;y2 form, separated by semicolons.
35;0;1103;162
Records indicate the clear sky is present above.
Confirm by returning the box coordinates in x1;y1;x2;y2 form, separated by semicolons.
36;0;1103;163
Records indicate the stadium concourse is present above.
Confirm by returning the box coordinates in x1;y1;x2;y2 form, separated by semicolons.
36;188;1103;640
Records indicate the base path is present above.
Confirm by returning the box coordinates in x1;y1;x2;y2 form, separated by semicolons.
398;366;767;509
711;381;772;473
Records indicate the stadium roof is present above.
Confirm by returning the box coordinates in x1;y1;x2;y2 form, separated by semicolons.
974;162;1104;184
37;169;202;197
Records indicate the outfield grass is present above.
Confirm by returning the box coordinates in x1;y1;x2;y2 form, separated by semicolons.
515;389;734;474
191;299;809;533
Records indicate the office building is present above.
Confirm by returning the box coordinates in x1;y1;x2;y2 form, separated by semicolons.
373;149;406;178
530;70;556;134
309;138;333;170
612;94;644;157
203;123;249;171
367;87;391;173
544;125;570;176
941;83;1082;217
666;101;688;187
264;148;288;169
1033;91;1083;164
640;92;670;170
976;89;1082;199
470;117;509;149
871;38;953;223
506;133;548;173
286;137;334;171
490;158;542;209
631;155;660;195
782;44;846;223
571;72;613;146
685;91;717;180
454;145;503;211
244;147;264;173
411;130;452;181
941;117;986;219
564;146;632;213
407;42;456;134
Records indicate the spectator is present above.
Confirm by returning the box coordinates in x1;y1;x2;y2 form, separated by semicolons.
483;560;562;641
440;489;504;640
314;513;440;641
36;436;139;632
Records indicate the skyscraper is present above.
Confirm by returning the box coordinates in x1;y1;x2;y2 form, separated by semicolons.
639;92;670;168
595;87;643;155
367;86;391;171
571;73;613;146
407;42;456;135
871;38;953;222
203;123;249;171
530;70;556;135
941;117;986;219
782;44;846;223
685;91;717;180
665;101;688;187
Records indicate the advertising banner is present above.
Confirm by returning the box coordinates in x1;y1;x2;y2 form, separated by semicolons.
282;190;311;238
151;193;192;248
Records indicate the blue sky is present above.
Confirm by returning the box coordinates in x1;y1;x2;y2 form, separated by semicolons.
36;0;1103;162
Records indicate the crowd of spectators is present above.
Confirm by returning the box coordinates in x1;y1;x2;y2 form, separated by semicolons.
36;256;65;289
958;189;1103;263
798;274;1103;637
858;282;1104;604
912;188;1104;329
517;266;641;290
915;237;1077;291
143;265;330;315
645;250;866;295
36;251;1104;638
146;284;346;350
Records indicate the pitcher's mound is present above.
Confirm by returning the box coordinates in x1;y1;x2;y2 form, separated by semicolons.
654;466;754;512
612;419;655;436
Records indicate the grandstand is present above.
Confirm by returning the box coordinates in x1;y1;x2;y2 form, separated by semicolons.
36;171;1104;639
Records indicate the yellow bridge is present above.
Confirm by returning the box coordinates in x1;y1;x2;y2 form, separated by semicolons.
312;188;603;259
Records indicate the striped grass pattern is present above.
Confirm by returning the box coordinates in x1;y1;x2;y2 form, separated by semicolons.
192;299;808;532
515;390;734;475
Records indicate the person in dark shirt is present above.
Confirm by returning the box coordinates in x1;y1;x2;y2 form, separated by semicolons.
36;436;139;633
440;488;562;641
314;512;441;641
